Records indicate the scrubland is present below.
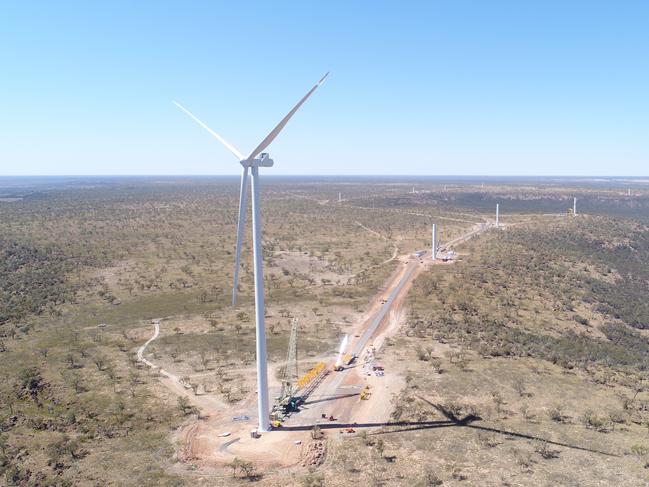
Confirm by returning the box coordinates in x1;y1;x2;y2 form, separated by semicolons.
1;177;649;485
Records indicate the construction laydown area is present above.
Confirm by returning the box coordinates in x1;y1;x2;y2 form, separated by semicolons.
137;223;491;470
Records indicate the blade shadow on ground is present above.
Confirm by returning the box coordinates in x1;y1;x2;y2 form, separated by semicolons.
280;397;618;458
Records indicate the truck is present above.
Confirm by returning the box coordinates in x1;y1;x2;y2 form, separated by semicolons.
333;353;356;371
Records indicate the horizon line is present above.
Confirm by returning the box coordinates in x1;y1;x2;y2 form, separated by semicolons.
1;174;648;179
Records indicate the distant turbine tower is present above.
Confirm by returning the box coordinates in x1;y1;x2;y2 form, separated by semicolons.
431;223;437;260
628;188;631;196
174;72;328;433
496;203;500;227
573;197;577;217
411;186;415;194
338;192;342;203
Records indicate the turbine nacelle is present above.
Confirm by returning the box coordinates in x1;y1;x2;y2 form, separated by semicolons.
241;153;274;168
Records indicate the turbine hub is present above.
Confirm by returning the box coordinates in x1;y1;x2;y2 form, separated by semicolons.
241;153;274;167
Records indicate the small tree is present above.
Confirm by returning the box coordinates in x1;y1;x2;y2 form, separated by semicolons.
93;354;106;371
199;350;210;370
375;438;385;459
67;371;84;393
491;391;505;416
421;470;443;486
105;365;117;392
65;353;77;369
227;457;240;477
513;378;526;397
5;393;16;415
177;396;198;416
302;473;325;487
311;425;324;440
239;459;256;479
549;404;566;423
48;434;81;465
177;396;191;415
0;433;8;454
127;371;139;397
227;457;255;479
111;400;130;431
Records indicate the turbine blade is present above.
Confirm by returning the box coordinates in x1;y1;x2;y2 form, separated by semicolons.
247;72;329;160
173;100;244;160
232;165;250;306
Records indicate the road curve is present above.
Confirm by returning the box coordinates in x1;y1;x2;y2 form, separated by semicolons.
137;321;160;366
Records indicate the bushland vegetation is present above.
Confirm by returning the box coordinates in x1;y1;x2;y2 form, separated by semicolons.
1;176;648;485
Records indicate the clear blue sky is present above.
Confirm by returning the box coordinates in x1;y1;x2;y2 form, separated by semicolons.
1;1;647;176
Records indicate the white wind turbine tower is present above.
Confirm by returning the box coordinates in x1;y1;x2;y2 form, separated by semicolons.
174;72;328;432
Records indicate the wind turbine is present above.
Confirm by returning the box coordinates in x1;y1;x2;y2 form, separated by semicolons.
173;73;328;432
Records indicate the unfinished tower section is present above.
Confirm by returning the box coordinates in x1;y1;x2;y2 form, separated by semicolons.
432;223;437;260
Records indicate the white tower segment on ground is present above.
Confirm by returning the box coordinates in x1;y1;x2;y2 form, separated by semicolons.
334;334;349;369
496;203;500;227
573;197;577;216
431;223;437;260
174;72;328;433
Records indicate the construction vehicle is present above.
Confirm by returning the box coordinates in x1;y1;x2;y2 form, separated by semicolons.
279;318;299;401
333;353;356;371
272;420;282;428
273;318;310;416
360;385;371;400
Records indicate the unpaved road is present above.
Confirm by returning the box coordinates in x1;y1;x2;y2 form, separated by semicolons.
136;320;226;413
283;221;491;431
354;220;401;265
139;220;492;470
136;320;160;366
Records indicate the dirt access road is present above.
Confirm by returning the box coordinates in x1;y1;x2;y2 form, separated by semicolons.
281;222;492;432
139;222;491;470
